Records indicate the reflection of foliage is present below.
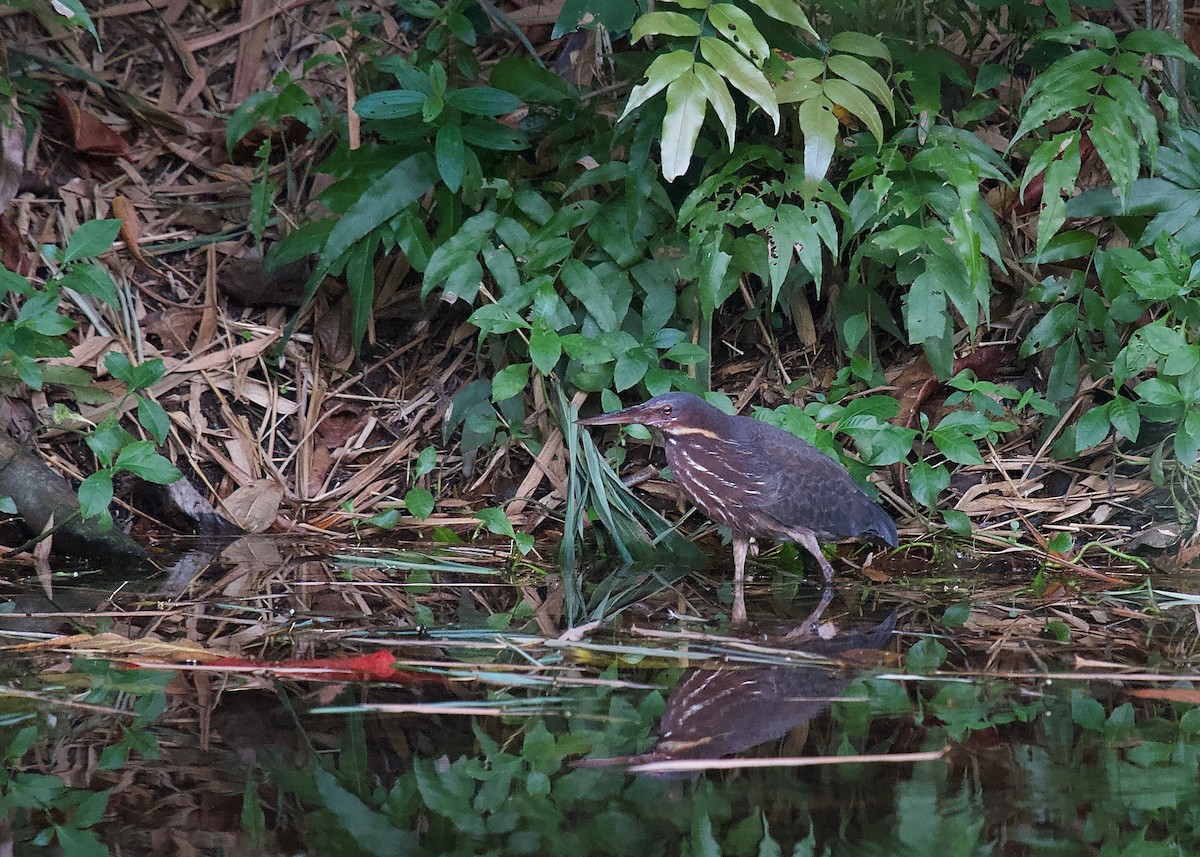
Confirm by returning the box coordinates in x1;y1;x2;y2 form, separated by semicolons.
0;661;171;857
256;670;1200;856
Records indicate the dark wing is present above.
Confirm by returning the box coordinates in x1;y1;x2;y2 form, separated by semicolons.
735;419;896;544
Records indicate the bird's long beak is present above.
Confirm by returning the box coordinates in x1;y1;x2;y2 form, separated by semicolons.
576;403;649;426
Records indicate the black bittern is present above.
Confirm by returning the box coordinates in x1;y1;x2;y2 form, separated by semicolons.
578;392;897;630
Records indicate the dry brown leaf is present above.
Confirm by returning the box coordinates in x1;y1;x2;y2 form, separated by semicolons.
56;93;130;158
221;478;284;532
112;194;157;270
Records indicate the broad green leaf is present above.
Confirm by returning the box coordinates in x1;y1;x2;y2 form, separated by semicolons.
1075;403;1112;450
1089;96;1138;204
908;461;949;509
904;267;948;345
1134;378;1183;406
445;87;521;116
1176;410;1200;466
137;397;170;445
492;363;530;401
326;154;438;264
829;32;889;60
78;470;114;520
63;219;121;264
115;441;182;483
59;263;119;306
1010;52;1105;146
693;62;737;148
827;54;894;119
822;77;883;145
529;321;561;375
355;89;426;119
620;50;694;120
1108;395;1140;441
699;37;779;131
697;240;734;316
1036;133;1081;256
435;125;465;193
1102;75;1158;170
930;428;985;465
709;4;769;63
745;0;817;37
561;259;620;330
661;71;707;181
405;488;435;519
631;11;700;39
1020;302;1078;357
1122;28;1200;66
797;96;838;193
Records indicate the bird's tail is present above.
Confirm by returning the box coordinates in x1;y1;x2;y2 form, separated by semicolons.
864;504;898;547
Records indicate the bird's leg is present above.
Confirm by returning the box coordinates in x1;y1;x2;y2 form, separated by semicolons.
731;532;749;627
782;531;836;639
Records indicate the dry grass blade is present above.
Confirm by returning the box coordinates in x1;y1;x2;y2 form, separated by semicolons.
627;747;949;774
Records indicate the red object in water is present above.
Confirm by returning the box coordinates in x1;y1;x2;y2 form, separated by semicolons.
209;649;444;685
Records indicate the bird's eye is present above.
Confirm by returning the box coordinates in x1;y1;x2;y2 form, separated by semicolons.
662;405;673;416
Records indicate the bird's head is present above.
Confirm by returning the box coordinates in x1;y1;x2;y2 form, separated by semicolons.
576;392;718;435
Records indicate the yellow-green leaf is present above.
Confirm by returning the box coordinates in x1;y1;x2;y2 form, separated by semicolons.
699;37;779;132
798;96;838;192
822;77;884;145
744;0;817;37
620;50;694;120
708;4;770;63
829;31;890;60
827;54;894;120
662;71;707;181
631;11;700;40
693;61;737;148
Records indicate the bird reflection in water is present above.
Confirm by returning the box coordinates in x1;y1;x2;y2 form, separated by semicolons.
577;613;897;774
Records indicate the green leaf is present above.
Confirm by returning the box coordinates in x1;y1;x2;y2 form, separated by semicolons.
828;32;889;60
942;509;972;535
1122;28;1200;66
59;262;119;306
693;61;737;149
561;259;620;331
797;97;838;193
1089;96;1138;204
1108;395;1140;441
435;125;465;193
708;4;769;62
78;470;114;520
905;637;947;672
1075;402;1112;450
908;461;949;509
1175;410;1200;466
699;37;779;132
745;0;818;37
492;363;530;401
137;397;171;445
115;442;182;484
529;321;562;375
445;87;521;116
903;266;949;345
324;154;438;265
1020;302;1078;357
405;488;435;520
631;11;700;39
822;77;883;145
1036;133;1081;255
1134;378;1183;406
63;220;121;264
827;54;894;120
620;50;694;120
661;71;707;181
930;428;985;465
